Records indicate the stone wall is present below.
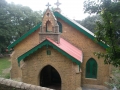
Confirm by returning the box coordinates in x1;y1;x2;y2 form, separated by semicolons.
21;46;81;90
10;13;110;90
10;28;40;79
0;78;54;90
57;18;110;86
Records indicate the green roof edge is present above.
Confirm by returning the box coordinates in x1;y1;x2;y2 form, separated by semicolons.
8;23;41;50
8;12;108;50
18;39;81;66
54;12;108;49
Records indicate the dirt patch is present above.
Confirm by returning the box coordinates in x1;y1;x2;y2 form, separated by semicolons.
2;68;11;74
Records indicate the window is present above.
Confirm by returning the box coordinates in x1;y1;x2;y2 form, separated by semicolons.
57;21;62;33
47;50;51;55
47;13;50;17
86;58;97;79
46;20;52;32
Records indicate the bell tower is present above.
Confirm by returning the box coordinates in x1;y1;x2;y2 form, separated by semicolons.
39;3;60;43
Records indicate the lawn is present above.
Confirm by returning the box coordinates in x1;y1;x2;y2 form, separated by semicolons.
0;57;11;78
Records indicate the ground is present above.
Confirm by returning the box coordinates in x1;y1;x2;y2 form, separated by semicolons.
0;57;11;79
82;87;104;90
0;57;117;90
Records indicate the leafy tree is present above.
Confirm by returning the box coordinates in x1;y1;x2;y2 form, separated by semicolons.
8;3;42;39
0;0;12;53
84;0;120;67
76;15;101;33
105;68;120;89
0;0;43;54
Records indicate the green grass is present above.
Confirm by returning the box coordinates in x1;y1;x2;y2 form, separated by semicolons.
0;57;11;78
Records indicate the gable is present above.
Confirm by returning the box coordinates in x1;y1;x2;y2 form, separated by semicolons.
18;38;82;66
54;12;108;49
8;12;108;50
42;8;57;27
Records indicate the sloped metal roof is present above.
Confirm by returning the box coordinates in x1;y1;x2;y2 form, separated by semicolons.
54;12;108;49
47;38;82;62
18;38;82;66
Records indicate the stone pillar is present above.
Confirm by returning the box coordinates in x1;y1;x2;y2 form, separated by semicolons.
75;67;82;90
55;25;59;33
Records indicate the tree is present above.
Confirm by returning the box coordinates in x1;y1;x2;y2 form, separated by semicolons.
0;0;12;53
84;0;120;67
0;0;43;54
105;68;120;89
76;15;101;33
8;3;43;39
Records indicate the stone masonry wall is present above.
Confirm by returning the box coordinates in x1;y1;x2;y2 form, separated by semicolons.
11;28;40;79
21;46;81;90
10;15;110;89
57;18;110;86
0;78;54;90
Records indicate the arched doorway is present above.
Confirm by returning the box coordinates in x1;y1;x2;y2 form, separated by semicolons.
40;65;61;90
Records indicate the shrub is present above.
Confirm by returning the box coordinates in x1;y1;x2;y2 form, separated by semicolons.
105;68;120;89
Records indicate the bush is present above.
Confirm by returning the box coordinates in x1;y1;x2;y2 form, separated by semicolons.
4;73;10;79
105;68;120;89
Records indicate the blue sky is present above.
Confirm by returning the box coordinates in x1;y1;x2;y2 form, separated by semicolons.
6;0;89;20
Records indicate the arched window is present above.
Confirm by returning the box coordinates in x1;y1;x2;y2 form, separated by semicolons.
57;21;62;33
46;20;52;32
86;58;97;79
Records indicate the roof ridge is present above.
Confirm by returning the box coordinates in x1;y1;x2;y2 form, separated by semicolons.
54;11;108;49
18;38;82;66
59;12;94;36
8;12;108;50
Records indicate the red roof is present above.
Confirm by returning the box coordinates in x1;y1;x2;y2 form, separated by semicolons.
47;38;83;62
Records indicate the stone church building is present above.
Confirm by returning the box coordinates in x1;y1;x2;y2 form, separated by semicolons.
8;3;110;90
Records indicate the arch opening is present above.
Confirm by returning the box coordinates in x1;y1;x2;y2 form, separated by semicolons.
40;65;61;90
46;20;52;32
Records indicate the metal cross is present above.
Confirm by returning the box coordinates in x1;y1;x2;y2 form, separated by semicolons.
46;2;51;8
54;0;61;8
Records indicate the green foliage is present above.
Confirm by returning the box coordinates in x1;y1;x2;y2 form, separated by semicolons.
76;15;101;33
8;3;42;39
0;0;43;54
0;0;12;53
105;68;120;89
4;73;10;79
84;0;120;67
0;57;11;78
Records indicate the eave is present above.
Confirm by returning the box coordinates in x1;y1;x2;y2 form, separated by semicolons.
8;12;108;50
8;23;41;50
18;39;82;66
54;12;108;49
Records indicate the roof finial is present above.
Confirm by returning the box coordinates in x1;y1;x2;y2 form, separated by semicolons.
54;0;61;8
46;2;51;8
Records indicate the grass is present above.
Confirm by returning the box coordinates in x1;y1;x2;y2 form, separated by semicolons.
0;57;11;78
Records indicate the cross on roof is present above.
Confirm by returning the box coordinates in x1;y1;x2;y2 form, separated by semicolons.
55;0;61;8
46;2;51;8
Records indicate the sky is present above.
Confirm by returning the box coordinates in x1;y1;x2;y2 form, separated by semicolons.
6;0;89;20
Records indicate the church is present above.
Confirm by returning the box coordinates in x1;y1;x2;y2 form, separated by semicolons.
8;1;110;90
